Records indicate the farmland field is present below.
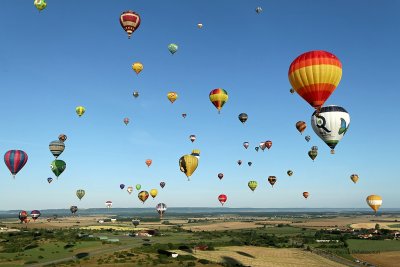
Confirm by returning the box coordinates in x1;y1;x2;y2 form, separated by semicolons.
173;246;346;267
347;239;400;253
353;252;400;267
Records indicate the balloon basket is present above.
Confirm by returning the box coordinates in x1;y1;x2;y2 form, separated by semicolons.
330;149;335;154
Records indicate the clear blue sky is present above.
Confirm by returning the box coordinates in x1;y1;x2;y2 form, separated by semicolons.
0;0;399;210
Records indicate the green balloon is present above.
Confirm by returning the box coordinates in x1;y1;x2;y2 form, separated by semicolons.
51;160;66;177
308;150;318;161
168;43;178;54
76;189;85;200
136;184;141;190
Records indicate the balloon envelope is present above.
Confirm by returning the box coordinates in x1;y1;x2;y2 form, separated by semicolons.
120;10;141;38
49;140;65;158
248;181;258;191
76;189;85;200
51;160;66;178
218;194;227;206
132;62;143;74
350;174;359;184
168;43;178;54
4;150;28;177
209;88;228;113
138;191;149;203
366;195;382;213
76;106;85;117
179;155;199;180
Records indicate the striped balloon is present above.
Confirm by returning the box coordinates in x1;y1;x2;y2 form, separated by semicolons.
4;150;28;178
209;88;228;114
288;51;342;110
366;195;382;213
49;140;65;158
120;10;141;39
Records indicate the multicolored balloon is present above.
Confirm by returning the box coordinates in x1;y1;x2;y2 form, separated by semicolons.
179;155;199;180
366;195;382;213
123;118;130;125
120;10;141;39
350;174;359;184
4;150;28;178
58;134;67;142
30;210;41;221
189;135;196;143
76;106;85;117
168;43;178;55
132;62;143;75
288;50;342;111
76;189;85;200
34;0;47;11
19;210;28;223
209;88;228;114
156;203;167;218
105;200;112;208
243;142;249;149
138;191;149;204
287;170;293;176
50;160;66;178
49;140;65;159
308;150;318;161
70;206;78;215
311;105;350;154
47;177;53;184
268;176;277;187
218;194;227;206
296;121;306;134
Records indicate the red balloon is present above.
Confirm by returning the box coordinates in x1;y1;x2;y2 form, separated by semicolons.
4;150;28;178
265;140;272;150
120;10;141;39
218;194;227;206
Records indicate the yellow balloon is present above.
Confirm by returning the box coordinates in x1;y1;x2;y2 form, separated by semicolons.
197;23;203;29
167;92;178;103
132;62;143;75
248;181;258;192
76;106;85;117
150;189;158;199
179;155;198;180
350;174;359;184
366;195;382;213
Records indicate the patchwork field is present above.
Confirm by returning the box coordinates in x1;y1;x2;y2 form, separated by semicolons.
350;223;400;230
353;251;400;267
173;246;346;267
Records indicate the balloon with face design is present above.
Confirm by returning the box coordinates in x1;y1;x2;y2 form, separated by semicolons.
311;105;350;154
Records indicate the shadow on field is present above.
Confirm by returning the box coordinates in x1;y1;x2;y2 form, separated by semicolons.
221;256;249;267
75;252;89;259
236;251;255;258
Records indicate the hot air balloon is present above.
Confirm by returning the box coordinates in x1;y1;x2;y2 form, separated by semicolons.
133;91;139;98
268;176;277;187
308;150;317;161
120;10;141;39
303;192;309;199
156;203;167;218
51;160;66;178
218;173;224;180
19;210;28;223
243;142;249;149
191;149;200;159
58;134;67;142
76;189;85;200
145;159;152;167
366;195;382;213
136;184;141;190
311;105;350;154
238;113;248;124
127;186;133;194
132;62;143;75
47;177;53;184
4;150;28;178
132;219;140;227
76;106;85;117
34;0;47;11
287;170;293;176
138;191;149;204
168;43;178;55
237;160;242;166
150;189;158;199
197;23;203;29
70;206;78;215
105;201;112;208
255;7;262;14
160;182;165;188
31;210;41;221
259;142;266;151
167;92;178;103
218;194;227;206
189;135;196;143
350;174;359;184
311;146;318;151
182;113;187;118
49;140;65;158
288;50;342;111
123;118;130;125
290;88;295;94
305;135;311;142
248;181;258;192
209;88;228;114
120;184;125;190
296;121;306;134
179;155;199;180
265;141;272;150
248;162;252;166
255;147;259;152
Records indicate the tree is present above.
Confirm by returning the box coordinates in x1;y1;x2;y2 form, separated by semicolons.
375;224;380;230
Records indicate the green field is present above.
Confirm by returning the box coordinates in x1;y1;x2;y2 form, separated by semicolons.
388;224;400;228
347;239;400;253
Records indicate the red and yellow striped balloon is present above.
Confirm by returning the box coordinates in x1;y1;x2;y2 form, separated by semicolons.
209;88;228;114
288;50;342;110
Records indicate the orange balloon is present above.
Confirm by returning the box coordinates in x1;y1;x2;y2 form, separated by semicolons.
145;159;152;167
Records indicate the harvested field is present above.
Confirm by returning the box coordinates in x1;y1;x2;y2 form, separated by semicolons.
353;251;400;267
182;221;264;231
173;246;346;266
